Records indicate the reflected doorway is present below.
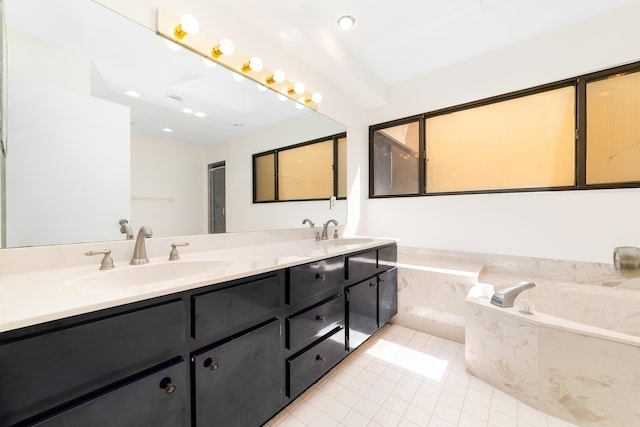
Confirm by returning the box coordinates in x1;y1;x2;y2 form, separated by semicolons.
208;162;226;234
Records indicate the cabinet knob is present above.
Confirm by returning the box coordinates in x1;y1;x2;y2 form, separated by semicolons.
315;273;326;281
316;354;326;364
204;357;219;372
369;282;377;288
159;377;176;395
316;315;326;322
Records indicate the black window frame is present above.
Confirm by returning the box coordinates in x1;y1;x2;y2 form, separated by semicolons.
253;132;347;203
369;60;640;198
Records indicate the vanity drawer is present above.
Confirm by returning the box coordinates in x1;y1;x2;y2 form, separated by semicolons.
286;295;344;351
0;300;186;426
193;274;282;340
287;328;346;398
345;250;377;284
288;256;344;305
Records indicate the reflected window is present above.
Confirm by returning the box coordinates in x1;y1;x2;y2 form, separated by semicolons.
371;120;420;196
253;133;346;202
587;70;640;185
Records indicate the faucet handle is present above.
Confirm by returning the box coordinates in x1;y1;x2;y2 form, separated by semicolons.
333;229;339;239
85;249;115;270
169;242;190;261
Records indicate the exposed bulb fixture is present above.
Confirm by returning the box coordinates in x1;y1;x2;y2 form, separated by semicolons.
256;83;267;92
241;56;264;73
174;14;199;39
337;15;356;31
124;90;141;98
165;39;182;51
211;38;235;58
265;69;286;85
233;72;246;82
288;82;305;95
202;58;216;68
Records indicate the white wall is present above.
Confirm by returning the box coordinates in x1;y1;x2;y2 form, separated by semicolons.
207;113;347;232
363;2;640;263
7;77;130;247
131;134;208;238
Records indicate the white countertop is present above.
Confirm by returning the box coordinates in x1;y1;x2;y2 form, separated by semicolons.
0;237;396;333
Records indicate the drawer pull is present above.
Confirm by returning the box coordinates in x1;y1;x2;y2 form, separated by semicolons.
315;273;326;281
316;315;326;322
204;357;219;372
316;354;326;364
159;377;176;395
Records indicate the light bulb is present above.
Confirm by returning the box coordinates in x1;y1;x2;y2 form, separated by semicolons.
202;58;216;68
311;92;322;104
242;56;263;73
296;102;304;110
256;83;267;92
212;38;235;58
266;69;286;85
337;15;356;31
176;13;200;38
165;39;182;51
233;72;245;82
277;89;288;101
293;82;305;95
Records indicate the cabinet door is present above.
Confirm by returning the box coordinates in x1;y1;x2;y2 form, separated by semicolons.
194;320;283;427
379;267;398;326
34;361;188;427
346;278;378;350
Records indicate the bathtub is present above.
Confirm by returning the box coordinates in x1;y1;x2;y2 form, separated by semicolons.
465;278;640;426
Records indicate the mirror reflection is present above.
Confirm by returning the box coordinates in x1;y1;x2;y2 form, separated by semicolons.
1;0;346;248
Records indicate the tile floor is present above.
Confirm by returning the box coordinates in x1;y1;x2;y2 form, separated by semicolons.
266;324;576;427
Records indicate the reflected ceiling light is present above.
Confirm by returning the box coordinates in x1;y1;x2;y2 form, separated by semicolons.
124;90;141;98
265;69;286;85
256;83;267;92
195;112;206;118
337;15;356;31
164;39;182;51
202;58;216;68
288;82;305;95
162;128;174;133
233;72;246;82
241;56;264;73
174;14;199;39
182;108;194;114
211;38;235;58
277;89;288;101
296;97;305;109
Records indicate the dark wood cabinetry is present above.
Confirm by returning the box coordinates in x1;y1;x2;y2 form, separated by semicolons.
0;243;397;426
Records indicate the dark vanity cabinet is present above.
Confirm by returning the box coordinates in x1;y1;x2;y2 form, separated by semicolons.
0;243;397;426
345;246;398;351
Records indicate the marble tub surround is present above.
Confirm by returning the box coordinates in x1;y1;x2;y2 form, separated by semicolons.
393;246;640;344
465;294;640;426
0;227;396;333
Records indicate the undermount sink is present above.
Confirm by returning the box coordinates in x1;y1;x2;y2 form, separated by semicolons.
66;260;229;290
317;238;373;247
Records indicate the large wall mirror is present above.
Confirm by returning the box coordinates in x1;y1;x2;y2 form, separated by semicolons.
0;0;346;248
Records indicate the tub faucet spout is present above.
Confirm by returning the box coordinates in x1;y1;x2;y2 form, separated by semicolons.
490;281;535;307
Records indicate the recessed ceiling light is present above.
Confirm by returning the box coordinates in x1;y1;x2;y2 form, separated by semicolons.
125;90;140;98
337;15;356;31
194;112;206;118
162;128;174;133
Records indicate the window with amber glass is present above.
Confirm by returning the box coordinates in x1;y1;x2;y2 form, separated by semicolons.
586;70;640;185
253;133;346;202
426;86;576;193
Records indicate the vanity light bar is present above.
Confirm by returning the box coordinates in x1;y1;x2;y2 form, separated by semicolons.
156;8;321;111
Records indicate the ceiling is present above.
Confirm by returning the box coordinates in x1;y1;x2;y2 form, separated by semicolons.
214;0;637;107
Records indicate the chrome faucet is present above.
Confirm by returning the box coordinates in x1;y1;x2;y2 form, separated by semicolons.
490;281;536;307
130;225;153;265
321;219;338;240
302;219;315;228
